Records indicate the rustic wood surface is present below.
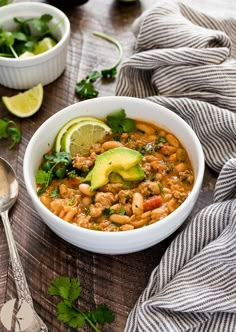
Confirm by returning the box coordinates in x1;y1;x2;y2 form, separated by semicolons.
0;0;235;331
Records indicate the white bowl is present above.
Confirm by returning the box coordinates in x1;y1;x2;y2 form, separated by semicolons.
0;2;70;89
23;96;205;254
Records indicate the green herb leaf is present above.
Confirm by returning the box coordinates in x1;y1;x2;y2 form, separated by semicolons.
1;14;56;58
119;207;126;215
106;109;135;134
75;32;123;99
166;164;174;174
75;78;99;99
50;187;59;198
48;276;81;303
93;31;123;78
57;302;85;328
48;276;115;331
0;119;22;149
0;0;9;6
103;207;115;217
158;136;167;143
35;170;51;185
87;304;115;325
158;182;164;195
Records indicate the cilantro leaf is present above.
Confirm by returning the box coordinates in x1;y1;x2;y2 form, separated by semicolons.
57;302;85;328
75;78;99;99
48;276;115;332
35;170;51;185
87;304;115;325
1;14;56;58
0;119;22;149
48;276;81;303
50;187;59;198
106;109;135;134
36;151;74;194
75;32;123;99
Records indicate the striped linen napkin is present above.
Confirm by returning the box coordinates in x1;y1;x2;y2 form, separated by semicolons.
115;1;236;331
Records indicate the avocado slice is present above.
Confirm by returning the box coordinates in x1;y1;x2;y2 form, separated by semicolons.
109;172;131;189
116;165;145;181
89;147;143;190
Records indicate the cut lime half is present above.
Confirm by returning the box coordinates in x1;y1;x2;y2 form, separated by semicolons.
61;120;111;156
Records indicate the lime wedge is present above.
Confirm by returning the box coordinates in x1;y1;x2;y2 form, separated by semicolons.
55;116;105;152
19;51;35;59
2;84;43;118
34;37;57;55
61;120;111;156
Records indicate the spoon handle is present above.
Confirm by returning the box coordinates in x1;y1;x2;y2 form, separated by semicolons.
1;210;48;332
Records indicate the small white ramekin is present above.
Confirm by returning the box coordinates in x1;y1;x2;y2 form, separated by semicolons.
0;2;70;89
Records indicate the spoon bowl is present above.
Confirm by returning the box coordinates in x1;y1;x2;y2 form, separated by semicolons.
0;158;18;213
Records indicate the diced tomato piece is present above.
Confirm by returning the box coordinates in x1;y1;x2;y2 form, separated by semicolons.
143;195;163;211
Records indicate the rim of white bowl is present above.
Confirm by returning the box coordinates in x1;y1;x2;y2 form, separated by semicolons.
23;96;205;239
0;2;70;65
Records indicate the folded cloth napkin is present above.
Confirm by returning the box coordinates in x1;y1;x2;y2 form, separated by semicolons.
115;1;236;331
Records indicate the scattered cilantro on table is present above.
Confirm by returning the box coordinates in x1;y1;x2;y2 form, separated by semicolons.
75;32;123;99
48;276;115;332
0;118;21;149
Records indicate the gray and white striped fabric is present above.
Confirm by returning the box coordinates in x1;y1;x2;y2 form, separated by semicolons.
115;1;236;331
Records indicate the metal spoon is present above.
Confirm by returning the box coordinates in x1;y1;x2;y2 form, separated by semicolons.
0;157;48;332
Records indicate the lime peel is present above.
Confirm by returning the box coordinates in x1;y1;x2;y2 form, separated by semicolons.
60;119;111;156
55;116;105;152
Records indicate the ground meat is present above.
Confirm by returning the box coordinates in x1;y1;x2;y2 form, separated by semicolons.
72;154;96;172
116;190;133;204
95;192;115;206
173;190;188;204
90;143;103;154
179;170;194;184
100;183;123;194
89;203;104;218
74;215;91;228
138;181;160;197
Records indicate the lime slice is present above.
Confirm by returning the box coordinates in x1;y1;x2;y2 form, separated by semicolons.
61;120;111;156
55;116;105;152
2;83;43;118
33;37;57;55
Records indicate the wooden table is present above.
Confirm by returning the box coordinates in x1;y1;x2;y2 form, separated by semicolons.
0;0;235;331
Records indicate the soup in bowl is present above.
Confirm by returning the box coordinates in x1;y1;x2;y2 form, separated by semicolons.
23;96;204;254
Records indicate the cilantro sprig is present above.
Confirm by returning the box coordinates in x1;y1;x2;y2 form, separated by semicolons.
106;109;135;134
0;14;58;58
35;151;73;194
0;118;21;149
48;276;115;332
75;32;123;99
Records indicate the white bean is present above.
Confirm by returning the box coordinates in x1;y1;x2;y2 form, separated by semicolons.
102;141;123;151
79;183;95;196
136;123;155;135
109;214;130;225
166;134;179;147
132;192;144;216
